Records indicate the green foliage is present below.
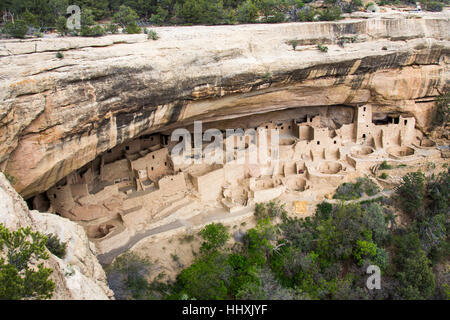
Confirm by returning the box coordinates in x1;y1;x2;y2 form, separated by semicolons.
379;172;389;180
433;92;449;126
199;223;229;253
379;161;393;170
105;23;119;34
395;171;425;217
343;0;362;13
56;52;64;59
177;252;231;299
45;234;67;259
244;217;277;266
176;0;228;25
236;267;299;299
236;0;259;23
0;224;55;299
113;5;140;31
55;16;68;35
254;200;287;221
288;39;300;50
74;0;110;20
147;29;159;40
106;252;153;300
22;9;38;28
334;177;380;200
393;232;436;299
2;172;17;185
337;35;357;47
425;1;444;11
124;23;141;34
80;24;106;37
81;8;95;26
364;1;375;9
317;43;328;53
317;7;341;21
353;240;377;266
1;20;28;38
150;6;169;25
297;7;317;22
227;254;259;296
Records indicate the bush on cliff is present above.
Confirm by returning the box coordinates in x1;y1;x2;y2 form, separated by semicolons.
1;20;28;38
0;224;55;300
113;5;141;34
45;234;67;259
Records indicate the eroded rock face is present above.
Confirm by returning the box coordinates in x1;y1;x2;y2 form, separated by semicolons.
0;15;449;198
0;173;114;300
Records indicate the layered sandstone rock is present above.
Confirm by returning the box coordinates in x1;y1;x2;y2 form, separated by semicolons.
0;172;114;300
0;13;449;198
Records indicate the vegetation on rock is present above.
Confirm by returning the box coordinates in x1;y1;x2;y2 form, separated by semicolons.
0;224;55;300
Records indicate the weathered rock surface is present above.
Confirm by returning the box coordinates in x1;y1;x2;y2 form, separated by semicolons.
0;13;449;198
0;172;114;300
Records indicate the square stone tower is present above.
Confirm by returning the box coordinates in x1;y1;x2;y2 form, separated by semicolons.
355;105;373;144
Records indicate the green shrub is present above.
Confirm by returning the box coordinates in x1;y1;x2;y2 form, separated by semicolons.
334;177;380;200
171;253;180;262
45;234;67;259
343;0;363;13
255;201;286;221
150;6;169;25
177;252;230;299
433;92;449;126
318;7;341;21
113;5;141;33
364;2;375;9
237;0;259;23
317;44;328;53
297;7;317;22
147;29;159;40
395;171;425;217
199;223;229;253
0;224;55;299
124;23;141;34
106;252;152;300
288;39;300;51
55;16;68;36
426;1;444;12
379;172;389;180
1;20;28;38
353;239;377;266
105;23;119;34
393;232;436;299
80;25;106;37
3;172;17;185
56;52;64;59
379;161;393;170
316;202;333;220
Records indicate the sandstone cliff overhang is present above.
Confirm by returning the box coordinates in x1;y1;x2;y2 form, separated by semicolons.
0;13;449;198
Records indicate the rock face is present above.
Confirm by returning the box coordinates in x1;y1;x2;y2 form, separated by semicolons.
0;13;449;198
0;172;114;300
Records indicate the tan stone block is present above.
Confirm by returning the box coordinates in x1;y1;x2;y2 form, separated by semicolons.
293;201;308;215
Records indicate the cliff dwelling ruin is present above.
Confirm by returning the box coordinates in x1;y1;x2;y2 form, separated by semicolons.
26;104;441;257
